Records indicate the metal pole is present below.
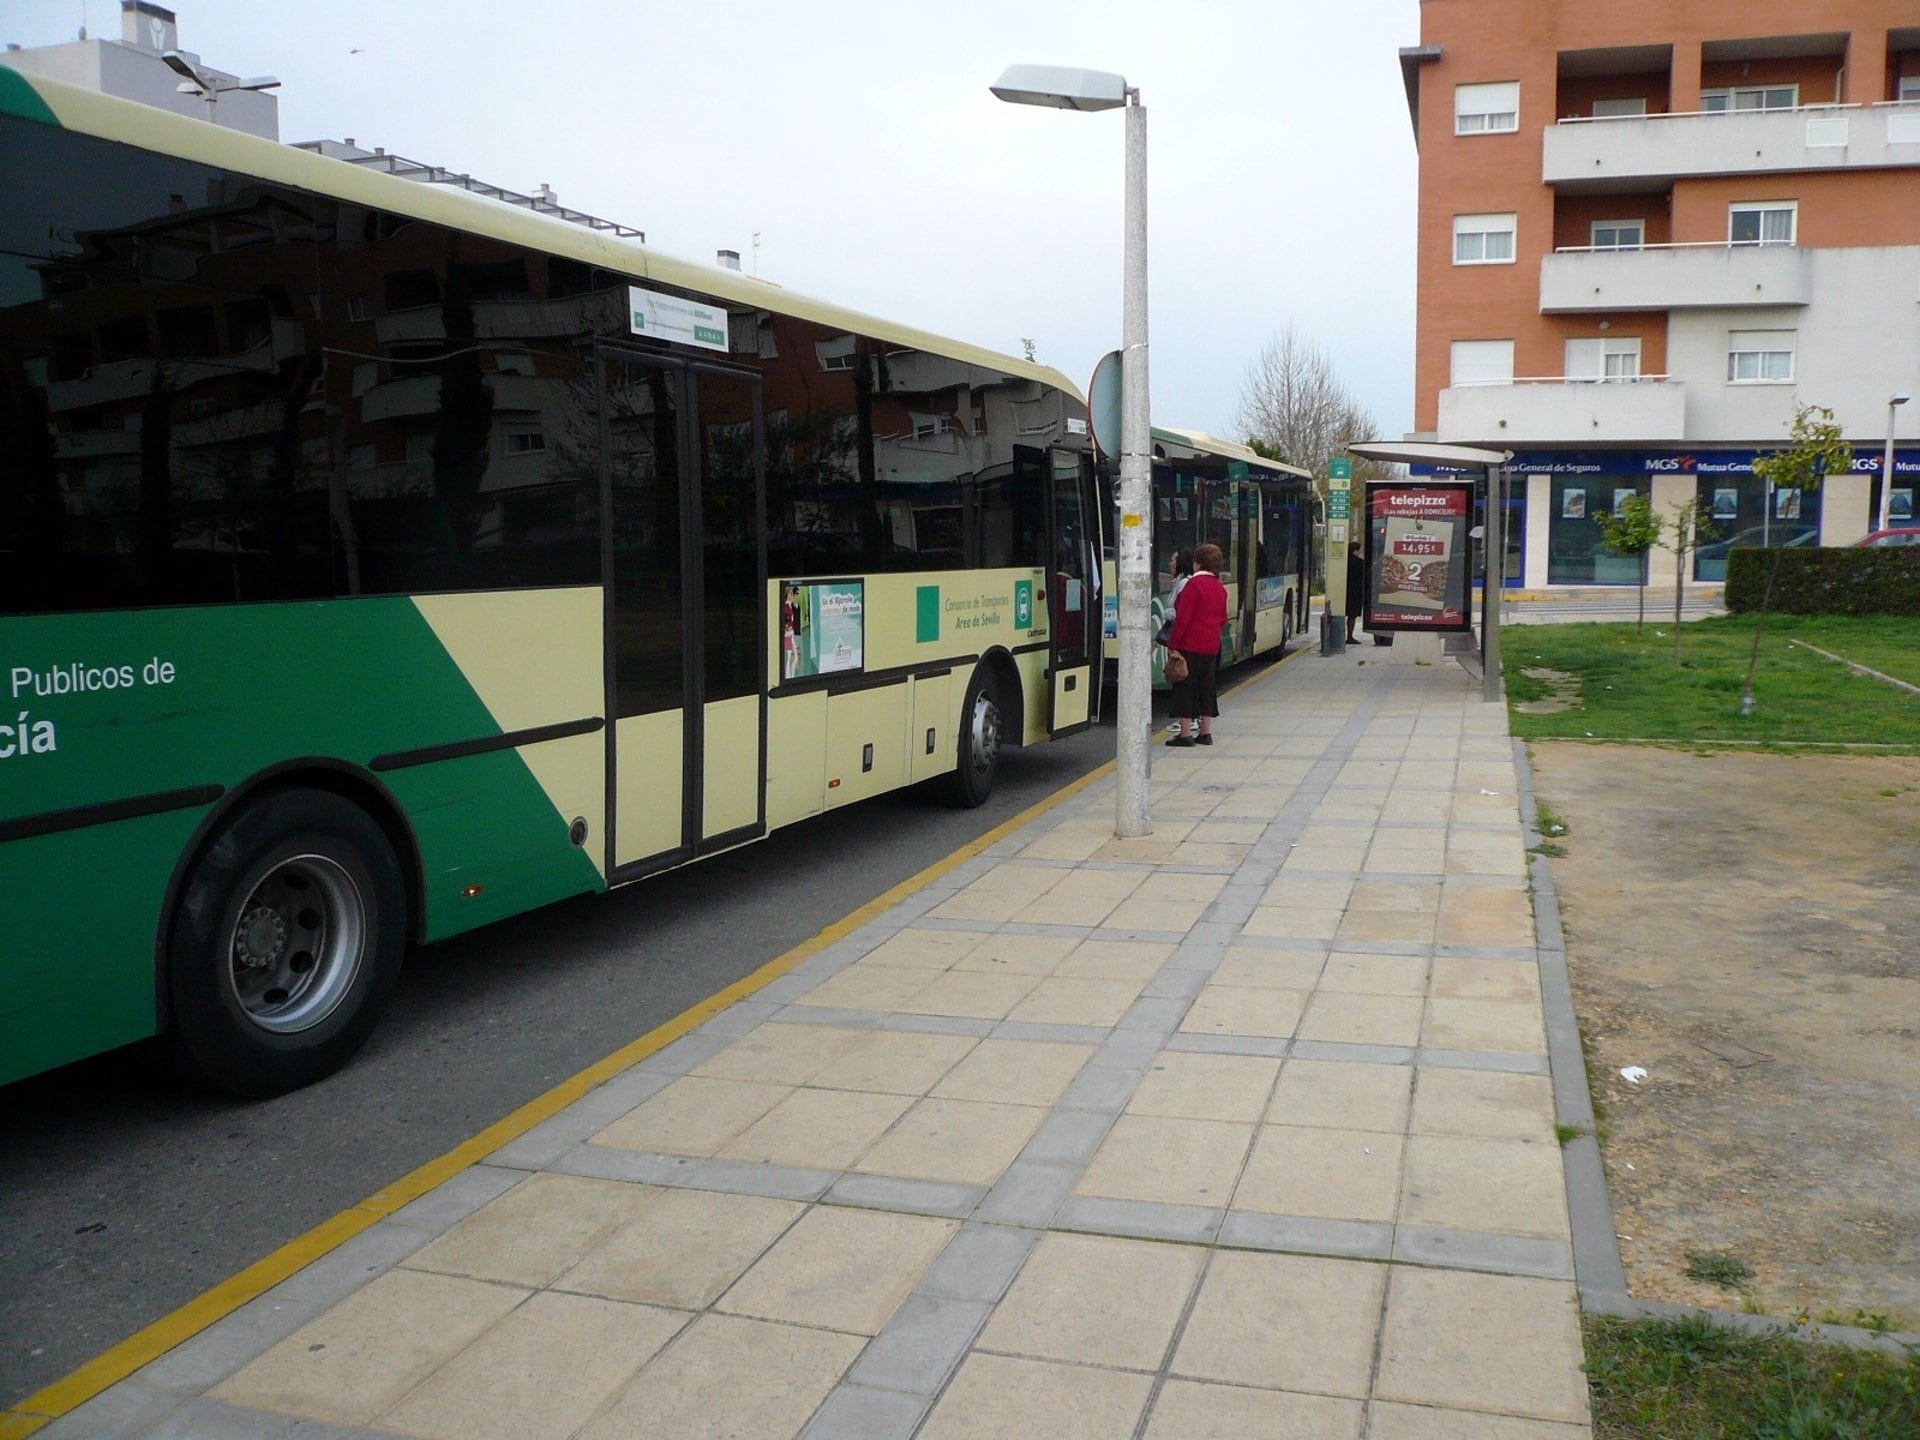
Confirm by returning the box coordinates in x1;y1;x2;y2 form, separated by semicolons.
1879;397;1902;533
1114;93;1152;837
1483;466;1504;703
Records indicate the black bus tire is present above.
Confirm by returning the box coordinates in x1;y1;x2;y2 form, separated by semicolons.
940;668;1003;808
168;789;405;1098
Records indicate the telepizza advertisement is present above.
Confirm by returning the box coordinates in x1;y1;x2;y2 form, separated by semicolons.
1363;483;1474;633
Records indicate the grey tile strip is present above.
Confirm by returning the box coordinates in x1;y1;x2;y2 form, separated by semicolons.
798;1384;930;1440
1511;736;1629;1299
1162;1032;1291;1059
1053;1196;1223;1246
131;1291;331;1398
844;1293;994;1397
1392;1225;1575;1281
1416;1047;1550;1076
1217;1210;1395;1261
32;1379;186;1440
826;1174;984;1220
140;1397;369;1440
917;1223;1043;1303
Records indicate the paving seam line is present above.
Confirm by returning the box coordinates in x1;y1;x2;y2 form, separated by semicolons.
1512;736;1920;1356
6;645;1316;1435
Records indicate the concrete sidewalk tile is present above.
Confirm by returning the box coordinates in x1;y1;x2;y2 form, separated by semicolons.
632;1030;731;1077
404;1173;658;1289
1054;936;1175;981
1400;1135;1570;1239
1074;1114;1253;1208
1416;1047;1548;1076
976;1231;1205;1370
1007;975;1144;1027
858;928;986;968
1434;909;1536;948
901;968;1042;1020
1373;1269;1588;1425
33;1378;183;1440
820;1029;978;1095
1421;998;1546;1054
134;1292;326;1396
799;1383;929;1440
846;1293;993;1396
691;1021;862;1085
485;1072;675;1170
211;1270;527;1426
139;1398;361;1439
1410;1068;1555;1140
975;1158;1077;1227
1212;947;1326;990
1428;956;1542;1004
930;1037;1095;1105
1391;1227;1574;1281
793;965;935;1012
1240;905;1343;940
580;1314;862;1440
917;1353;1153;1440
717;1206;957;1335
775;1003;889;1030
591;1075;792;1157
1053;1196;1222;1245
1216;1211;1393;1260
377;1292;685;1440
1367;1401;1591;1439
1320;952;1430;996
1269;1057;1413;1132
718;1088;915;1170
917;1223;1042;1302
854;1098;1046;1186
1172;841;1255;867
1145;1378;1364;1439
1173;1250;1384;1398
1233;1124;1404;1223
268;1220;432;1305
1180;984;1306;1039
1297;992;1424;1048
1128;1051;1282;1123
1347;882;1441;913
1336;910;1438;945
556;1189;802;1308
951;931;1079;974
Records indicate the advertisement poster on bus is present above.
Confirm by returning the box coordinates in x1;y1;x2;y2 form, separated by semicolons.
1364;483;1473;633
780;580;865;680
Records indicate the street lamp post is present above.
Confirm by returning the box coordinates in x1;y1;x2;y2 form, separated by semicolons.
1880;392;1910;534
992;65;1153;837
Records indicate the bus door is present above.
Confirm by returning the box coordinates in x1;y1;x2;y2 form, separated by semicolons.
599;345;768;879
1235;479;1262;658
1046;447;1099;733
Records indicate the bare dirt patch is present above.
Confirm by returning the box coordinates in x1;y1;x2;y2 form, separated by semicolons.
1529;743;1920;1328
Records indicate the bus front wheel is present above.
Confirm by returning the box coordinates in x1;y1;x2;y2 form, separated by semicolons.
941;669;1003;808
168;789;406;1097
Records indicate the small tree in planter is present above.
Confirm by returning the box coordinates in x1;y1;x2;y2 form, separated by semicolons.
1741;404;1852;711
1595;493;1662;634
1654;498;1716;664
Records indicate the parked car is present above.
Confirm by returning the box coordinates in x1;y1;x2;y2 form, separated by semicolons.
1855;527;1920;548
1693;523;1819;581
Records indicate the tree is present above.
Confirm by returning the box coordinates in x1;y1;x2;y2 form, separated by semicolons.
1656;498;1715;665
1739;404;1852;711
1595;492;1662;633
1235;323;1389;491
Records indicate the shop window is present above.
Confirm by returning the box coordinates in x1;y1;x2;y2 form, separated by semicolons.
1453;213;1516;264
1455;81;1519;134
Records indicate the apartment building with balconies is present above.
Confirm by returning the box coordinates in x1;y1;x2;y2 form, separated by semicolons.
1402;1;1919;588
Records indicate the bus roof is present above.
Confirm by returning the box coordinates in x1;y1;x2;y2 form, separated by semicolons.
0;68;1084;404
1152;426;1314;481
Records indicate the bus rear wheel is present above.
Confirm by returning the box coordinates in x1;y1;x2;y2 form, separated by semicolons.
168;789;405;1097
940;668;1003;808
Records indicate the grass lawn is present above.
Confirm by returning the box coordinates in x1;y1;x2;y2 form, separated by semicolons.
1586;1315;1920;1439
1506;615;1920;747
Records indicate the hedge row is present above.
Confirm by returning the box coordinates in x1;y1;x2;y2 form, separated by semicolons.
1724;546;1920;615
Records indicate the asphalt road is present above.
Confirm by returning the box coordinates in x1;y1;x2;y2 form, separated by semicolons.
0;690;1175;1407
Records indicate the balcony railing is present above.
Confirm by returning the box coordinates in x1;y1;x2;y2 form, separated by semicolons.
1540;242;1812;313
1544;100;1920;190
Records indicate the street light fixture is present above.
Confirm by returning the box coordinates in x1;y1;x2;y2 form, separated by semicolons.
991;64;1154;837
161;49;279;124
1880;392;1911;533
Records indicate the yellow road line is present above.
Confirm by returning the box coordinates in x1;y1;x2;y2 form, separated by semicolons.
2;758;1116;1432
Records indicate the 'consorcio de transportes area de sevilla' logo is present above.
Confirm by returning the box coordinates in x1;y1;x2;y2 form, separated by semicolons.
1014;580;1034;629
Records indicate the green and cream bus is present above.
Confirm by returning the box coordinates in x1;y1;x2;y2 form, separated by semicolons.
1097;429;1315;682
0;70;1102;1095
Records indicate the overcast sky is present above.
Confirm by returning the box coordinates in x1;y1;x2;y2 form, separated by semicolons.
7;1;1422;445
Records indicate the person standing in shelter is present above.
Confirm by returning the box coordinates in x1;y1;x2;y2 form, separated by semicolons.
1167;542;1227;747
1345;537;1367;643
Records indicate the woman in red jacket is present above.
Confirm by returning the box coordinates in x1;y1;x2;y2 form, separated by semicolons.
1167;542;1228;746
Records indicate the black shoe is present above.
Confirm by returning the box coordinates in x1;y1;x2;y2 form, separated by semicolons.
1167;735;1196;748
1196;733;1213;745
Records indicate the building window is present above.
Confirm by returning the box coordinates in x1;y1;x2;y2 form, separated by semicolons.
1727;330;1795;383
1701;85;1798;113
1450;339;1514;387
1455;81;1519;134
1592;97;1648;118
1566;337;1642;382
1590;219;1644;250
1729;201;1796;246
1453;213;1516;265
1901;77;1920;102
504;430;547;453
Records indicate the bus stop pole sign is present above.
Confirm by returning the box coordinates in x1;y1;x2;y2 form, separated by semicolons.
1323;457;1353;654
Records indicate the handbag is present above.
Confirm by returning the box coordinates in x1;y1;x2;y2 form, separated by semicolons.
1154;618;1174;647
1163;649;1189;684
